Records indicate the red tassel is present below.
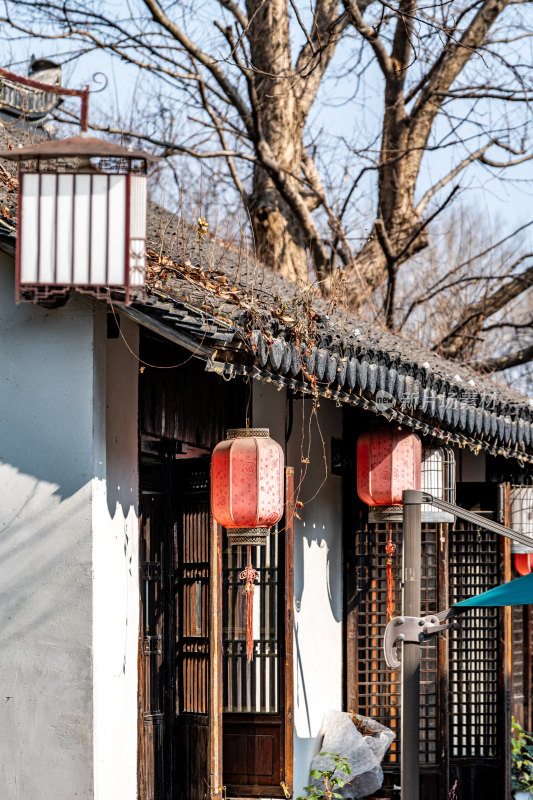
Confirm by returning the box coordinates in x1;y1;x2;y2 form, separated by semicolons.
385;524;396;621
240;545;259;662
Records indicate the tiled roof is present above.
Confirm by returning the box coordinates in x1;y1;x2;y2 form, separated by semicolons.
1;135;532;462
126;203;533;462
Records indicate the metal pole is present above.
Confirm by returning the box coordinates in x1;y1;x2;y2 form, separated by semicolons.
402;489;422;800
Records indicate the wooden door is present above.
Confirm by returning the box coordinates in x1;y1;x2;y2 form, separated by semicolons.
222;467;294;798
138;441;173;800
138;446;223;800
174;459;220;800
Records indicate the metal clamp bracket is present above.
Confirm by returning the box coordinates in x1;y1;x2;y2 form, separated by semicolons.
383;610;459;668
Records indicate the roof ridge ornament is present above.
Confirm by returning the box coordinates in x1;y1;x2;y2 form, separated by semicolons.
0;66;89;131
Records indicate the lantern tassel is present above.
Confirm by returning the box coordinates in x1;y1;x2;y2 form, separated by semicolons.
240;545;259;662
385;523;396;621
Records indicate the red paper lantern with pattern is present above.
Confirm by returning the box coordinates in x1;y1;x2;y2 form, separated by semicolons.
211;428;284;545
211;427;284;663
357;426;421;506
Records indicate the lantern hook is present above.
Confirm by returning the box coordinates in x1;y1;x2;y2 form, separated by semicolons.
383;609;460;669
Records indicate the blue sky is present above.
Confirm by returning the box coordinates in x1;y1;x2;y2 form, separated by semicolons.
5;0;532;239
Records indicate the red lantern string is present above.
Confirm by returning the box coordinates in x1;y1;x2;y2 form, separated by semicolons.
240;545;259;662
385;523;396;621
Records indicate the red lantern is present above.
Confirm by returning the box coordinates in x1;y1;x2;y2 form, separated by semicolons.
357;426;421;506
211;428;284;662
211;428;284;543
515;554;533;576
357;426;421;621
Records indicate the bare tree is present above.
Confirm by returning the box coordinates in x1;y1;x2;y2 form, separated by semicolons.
1;0;532;371
389;206;533;380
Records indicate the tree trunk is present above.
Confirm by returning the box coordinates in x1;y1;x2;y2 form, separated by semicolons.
246;0;309;283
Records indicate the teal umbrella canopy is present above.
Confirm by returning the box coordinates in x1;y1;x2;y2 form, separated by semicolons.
454;571;533;608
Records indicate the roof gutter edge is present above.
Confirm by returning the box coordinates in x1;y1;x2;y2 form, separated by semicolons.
204;359;533;466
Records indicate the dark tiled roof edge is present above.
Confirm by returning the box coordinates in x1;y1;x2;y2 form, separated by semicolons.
123;295;533;464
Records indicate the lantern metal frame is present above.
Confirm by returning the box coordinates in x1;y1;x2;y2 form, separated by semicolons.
420;446;456;523
0;68;157;305
510;484;533;555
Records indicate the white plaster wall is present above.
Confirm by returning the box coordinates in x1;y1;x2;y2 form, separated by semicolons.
252;383;343;798
0;253;96;799
0;253;140;799
92;316;139;800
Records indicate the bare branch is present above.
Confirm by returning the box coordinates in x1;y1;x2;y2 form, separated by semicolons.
415;143;491;216
141;0;254;134
342;0;393;78
480;152;533;168
436;263;533;357
474;343;533;372
217;0;248;29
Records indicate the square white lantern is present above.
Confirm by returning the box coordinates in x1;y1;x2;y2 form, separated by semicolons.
4;135;155;303
510;486;533;554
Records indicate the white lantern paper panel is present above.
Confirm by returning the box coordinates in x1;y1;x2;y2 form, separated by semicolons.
19;171;147;291
56;174;74;283
90;175;108;284
19;173;39;282
73;175;91;283
129;174;147;286
510;486;533;554
107;175;127;284
39;174;56;283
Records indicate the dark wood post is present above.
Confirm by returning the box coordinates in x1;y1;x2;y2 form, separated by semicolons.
209;517;223;799
283;467;295;797
500;482;512;800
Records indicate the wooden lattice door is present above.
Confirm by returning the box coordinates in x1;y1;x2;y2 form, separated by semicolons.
174;460;213;800
138;441;171;800
345;481;512;800
138;447;223;800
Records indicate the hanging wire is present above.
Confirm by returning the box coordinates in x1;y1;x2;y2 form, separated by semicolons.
107;290;208;369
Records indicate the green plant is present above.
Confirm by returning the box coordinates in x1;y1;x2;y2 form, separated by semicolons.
512;717;533;795
297;751;351;800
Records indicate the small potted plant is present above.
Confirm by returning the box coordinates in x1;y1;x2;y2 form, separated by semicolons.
297;751;351;800
512;717;533;799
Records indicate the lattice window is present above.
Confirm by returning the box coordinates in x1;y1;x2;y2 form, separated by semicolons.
176;464;210;716
223;532;280;713
511;605;525;715
420;527;439;764
354;523;439;766
448;526;500;759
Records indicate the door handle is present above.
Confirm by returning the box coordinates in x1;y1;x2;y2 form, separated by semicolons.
281;781;291;798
